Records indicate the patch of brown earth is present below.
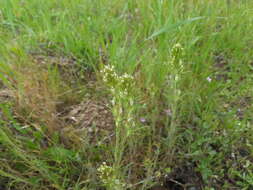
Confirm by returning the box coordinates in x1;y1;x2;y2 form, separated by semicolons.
65;99;113;130
149;164;203;190
0;53;115;149
213;53;231;82
31;54;86;84
60;99;114;146
0;89;14;101
29;54;115;145
232;96;252;120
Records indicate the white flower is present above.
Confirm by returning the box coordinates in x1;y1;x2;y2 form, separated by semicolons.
140;117;146;123
207;77;212;82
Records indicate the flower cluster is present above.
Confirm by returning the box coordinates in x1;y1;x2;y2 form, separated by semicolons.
170;43;184;72
101;65;134;96
100;65;136;131
100;64;138;175
164;43;185;99
97;162;114;182
101;65;118;87
171;43;184;58
97;162;126;190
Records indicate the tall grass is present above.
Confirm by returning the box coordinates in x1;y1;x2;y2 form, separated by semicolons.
0;0;253;189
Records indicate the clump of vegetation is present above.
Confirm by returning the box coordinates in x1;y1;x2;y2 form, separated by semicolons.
0;0;253;189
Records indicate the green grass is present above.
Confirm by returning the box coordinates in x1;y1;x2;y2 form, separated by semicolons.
0;0;253;189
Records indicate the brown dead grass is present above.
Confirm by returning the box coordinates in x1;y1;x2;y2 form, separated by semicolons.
65;99;114;131
1;54;115;147
13;62;61;135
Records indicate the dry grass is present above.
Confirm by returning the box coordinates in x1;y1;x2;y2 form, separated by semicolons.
3;55;114;146
13;62;61;135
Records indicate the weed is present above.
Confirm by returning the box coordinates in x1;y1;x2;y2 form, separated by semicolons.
0;0;253;189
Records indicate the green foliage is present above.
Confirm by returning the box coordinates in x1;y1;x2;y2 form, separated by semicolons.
0;0;253;189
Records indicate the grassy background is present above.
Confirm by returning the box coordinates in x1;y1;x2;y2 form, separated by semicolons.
0;0;253;189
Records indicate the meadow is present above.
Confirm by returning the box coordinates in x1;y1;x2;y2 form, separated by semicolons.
0;0;253;189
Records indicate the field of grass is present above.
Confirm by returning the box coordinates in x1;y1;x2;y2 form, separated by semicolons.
0;0;253;189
